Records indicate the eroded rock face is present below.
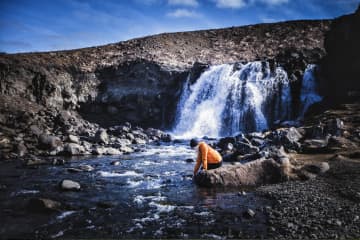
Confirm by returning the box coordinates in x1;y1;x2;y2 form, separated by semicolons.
0;18;331;128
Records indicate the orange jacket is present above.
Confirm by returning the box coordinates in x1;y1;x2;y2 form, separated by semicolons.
193;142;222;175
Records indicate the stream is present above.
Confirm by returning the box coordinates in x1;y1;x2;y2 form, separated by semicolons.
0;142;272;239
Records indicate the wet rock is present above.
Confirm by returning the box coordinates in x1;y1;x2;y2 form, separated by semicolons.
93;147;121;155
270;127;302;150
133;138;146;144
110;160;120;166
26;157;47;166
52;158;65;165
217;137;236;150
79;164;94;172
95;129;109;144
38;134;63;150
105;148;122;155
60;179;81;191
325;118;344;136
186;158;194;163
63;143;85;155
67;134;80;144
234;141;259;155
28;198;61;213
119;145;134;154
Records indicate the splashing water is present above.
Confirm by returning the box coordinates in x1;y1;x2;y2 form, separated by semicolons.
172;61;293;138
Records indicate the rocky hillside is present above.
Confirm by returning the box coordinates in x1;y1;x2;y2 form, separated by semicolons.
0;19;331;128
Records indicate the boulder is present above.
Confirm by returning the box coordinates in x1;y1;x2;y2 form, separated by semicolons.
67;134;80;143
95;129;109;144
38;134;63;150
270;127;302;150
60;179;81;191
234;141;259;155
104;147;122;155
79;164;94;172
119;145;134;153
63;143;85;155
325;118;344;136
217;137;236;150
133;138;146;145
194;159;283;187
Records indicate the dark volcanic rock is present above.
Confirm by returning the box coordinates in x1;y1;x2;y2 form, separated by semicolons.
320;6;360;102
0;19;330;129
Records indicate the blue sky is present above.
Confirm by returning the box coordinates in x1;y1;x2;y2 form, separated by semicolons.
0;0;358;53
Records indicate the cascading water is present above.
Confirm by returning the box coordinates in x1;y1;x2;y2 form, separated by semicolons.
298;64;323;118
172;61;292;138
172;61;322;139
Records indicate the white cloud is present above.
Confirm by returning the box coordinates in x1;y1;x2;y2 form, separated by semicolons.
259;0;289;6
215;0;247;9
167;8;201;18
168;0;199;7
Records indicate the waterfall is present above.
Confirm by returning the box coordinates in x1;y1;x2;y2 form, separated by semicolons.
299;64;323;118
172;61;322;139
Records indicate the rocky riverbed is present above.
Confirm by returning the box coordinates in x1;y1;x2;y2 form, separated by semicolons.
0;103;359;239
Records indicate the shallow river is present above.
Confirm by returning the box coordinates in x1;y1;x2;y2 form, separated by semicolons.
0;142;271;239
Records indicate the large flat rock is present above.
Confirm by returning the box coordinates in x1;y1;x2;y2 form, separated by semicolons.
194;159;284;187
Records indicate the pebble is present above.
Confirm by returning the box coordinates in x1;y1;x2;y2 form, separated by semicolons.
60;179;81;191
245;208;256;218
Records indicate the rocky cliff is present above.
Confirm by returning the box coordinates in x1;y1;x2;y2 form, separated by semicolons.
0;19;331;128
320;5;360;102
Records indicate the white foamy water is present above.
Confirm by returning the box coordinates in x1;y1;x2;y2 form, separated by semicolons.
173;62;322;138
173;62;291;138
11;189;39;196
97;170;142;177
57;211;76;220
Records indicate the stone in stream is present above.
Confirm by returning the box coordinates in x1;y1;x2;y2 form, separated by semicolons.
185;158;194;163
60;179;81;191
111;160;120;166
28;198;61;213
79;164;94;172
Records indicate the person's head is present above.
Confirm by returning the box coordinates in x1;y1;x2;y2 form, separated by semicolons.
190;138;199;148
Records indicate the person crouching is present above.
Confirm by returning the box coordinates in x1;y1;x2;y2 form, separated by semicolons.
190;138;223;176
